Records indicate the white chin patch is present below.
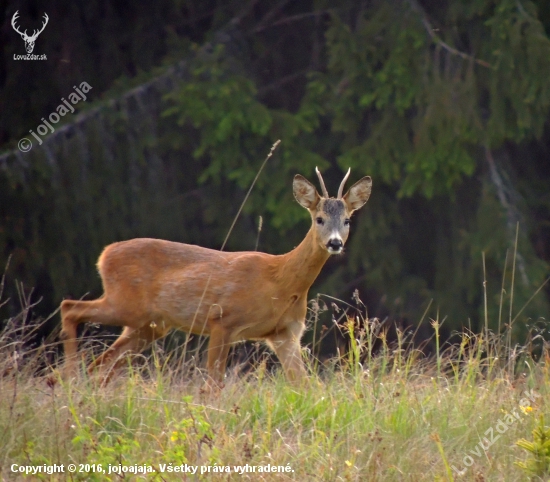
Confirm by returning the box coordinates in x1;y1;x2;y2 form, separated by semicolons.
327;247;343;255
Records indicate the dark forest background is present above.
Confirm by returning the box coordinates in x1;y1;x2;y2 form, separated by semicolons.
2;0;550;355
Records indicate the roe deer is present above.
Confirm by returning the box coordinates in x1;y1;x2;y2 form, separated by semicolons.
60;168;372;386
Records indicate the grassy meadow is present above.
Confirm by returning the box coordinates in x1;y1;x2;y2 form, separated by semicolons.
0;310;549;482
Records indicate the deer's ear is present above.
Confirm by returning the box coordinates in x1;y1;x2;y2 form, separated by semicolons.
293;175;320;210
343;176;372;213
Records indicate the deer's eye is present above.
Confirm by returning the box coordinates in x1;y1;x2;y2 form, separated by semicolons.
344;218;351;227
316;217;324;226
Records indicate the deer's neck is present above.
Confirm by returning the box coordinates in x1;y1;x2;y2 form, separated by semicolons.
277;228;330;293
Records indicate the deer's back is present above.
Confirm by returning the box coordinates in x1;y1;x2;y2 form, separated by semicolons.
97;238;275;281
96;238;282;323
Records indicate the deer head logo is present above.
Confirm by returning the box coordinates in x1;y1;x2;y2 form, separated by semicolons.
11;11;49;54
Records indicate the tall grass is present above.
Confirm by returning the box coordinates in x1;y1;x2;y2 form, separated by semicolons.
0;306;548;481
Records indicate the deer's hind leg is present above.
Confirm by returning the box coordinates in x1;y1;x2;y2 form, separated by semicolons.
204;325;232;391
60;297;152;378
60;297;119;378
87;323;168;383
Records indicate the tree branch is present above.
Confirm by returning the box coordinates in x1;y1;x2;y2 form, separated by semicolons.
257;69;309;95
408;0;492;68
253;10;333;33
250;0;294;34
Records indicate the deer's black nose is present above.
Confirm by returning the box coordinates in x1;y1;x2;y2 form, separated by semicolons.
327;238;343;253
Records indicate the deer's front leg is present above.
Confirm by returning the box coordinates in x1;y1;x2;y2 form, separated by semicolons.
267;321;307;384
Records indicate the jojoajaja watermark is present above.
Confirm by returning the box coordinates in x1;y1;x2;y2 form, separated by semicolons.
451;388;540;475
18;82;92;153
12;10;48;59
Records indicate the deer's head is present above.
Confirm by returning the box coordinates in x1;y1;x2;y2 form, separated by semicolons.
293;168;372;254
12;11;49;54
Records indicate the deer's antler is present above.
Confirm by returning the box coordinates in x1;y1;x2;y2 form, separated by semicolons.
337;168;351;199
315;167;329;198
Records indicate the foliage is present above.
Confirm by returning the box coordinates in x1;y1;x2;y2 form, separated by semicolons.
516;416;550;477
